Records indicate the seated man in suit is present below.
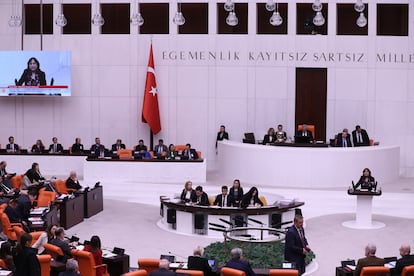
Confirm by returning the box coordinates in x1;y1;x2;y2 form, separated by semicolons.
213;185;234;207
188;246;214;276
191;186;209;206
154;139;168;158
6;136;20;153
352;125;370;147
50;228;74;263
336;129;352;147
66;171;82;191
90;137;107;158
111;139;126;152
225;248;256;276
354;243;385;276
71;137;84;153
296;124;313;140
48;137;63;153
392;244;414;276
148;259;176;276
181;143;199;160
134;139;151;159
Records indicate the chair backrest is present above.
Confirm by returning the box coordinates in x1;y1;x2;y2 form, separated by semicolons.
297;125;315;138
123;270;148;276
176;269;204;276
44;243;64;260
360;266;390;276
175;145;186;152
137;258;160;273
72;249;97;276
55;179;69;194
369;139;374;146
269;269;299;276
196;151;202;159
1;213;17;241
0;203;7;213
37;254;52;276
36;190;57;207
11;174;23;189
259;195;267;206
402;265;414;276
0;259;8;269
221;267;246;276
118;149;133;160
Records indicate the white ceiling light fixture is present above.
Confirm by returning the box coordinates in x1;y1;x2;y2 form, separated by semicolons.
8;0;22;27
91;0;105;26
173;2;185;26
55;0;67;27
130;0;144;26
269;2;283;26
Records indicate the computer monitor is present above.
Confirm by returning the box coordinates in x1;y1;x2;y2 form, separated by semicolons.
160;255;175;263
294;135;311;144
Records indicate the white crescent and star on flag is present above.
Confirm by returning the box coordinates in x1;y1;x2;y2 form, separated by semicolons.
147;66;157;96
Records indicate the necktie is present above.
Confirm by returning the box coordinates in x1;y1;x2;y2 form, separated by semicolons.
222;195;226;207
299;228;306;248
358;133;362;143
159;147;162;154
54;144;57;152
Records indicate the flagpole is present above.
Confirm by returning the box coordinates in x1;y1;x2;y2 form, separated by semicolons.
150;130;154;151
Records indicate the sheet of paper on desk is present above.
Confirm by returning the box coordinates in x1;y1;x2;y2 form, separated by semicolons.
30;207;48;215
102;249;117;258
169;263;188;269
346;265;356;270
0;270;13;276
76;245;85;251
57;194;69;200
385;261;396;268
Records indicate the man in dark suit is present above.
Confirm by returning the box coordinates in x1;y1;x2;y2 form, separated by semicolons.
191;186;209;206
296;124;313;140
225;248;256;276
71;137;84;153
352;125;370;147
284;215;311;275
134;139;150;159
58;259;80;276
90;137;107;158
50;228;73;263
392;244;414;276
336;129;352;147
188;246;214;276
48;137;64;153
111;139;126;152
213;185;234;207
182;143;198;160
6;136;20;152
354;243;385;276
216;125;229;148
154;139;168;158
149;259;176;276
66;171;82;191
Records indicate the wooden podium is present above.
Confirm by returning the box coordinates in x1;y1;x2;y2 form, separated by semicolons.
82;186;104;218
342;189;385;229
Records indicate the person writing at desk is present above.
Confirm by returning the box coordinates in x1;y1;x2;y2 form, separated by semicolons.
353;168;375;191
213;185;234;207
180;180;196;203
17;57;46;86
241;187;263;208
191;186;210;206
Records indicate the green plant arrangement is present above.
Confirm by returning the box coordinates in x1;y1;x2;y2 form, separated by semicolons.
204;240;315;268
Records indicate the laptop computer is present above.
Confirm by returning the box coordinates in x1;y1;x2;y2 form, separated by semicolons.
294;135;311;144
160;254;175;263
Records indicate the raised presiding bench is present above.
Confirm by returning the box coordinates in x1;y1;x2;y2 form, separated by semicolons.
159;200;303;238
84;158;207;183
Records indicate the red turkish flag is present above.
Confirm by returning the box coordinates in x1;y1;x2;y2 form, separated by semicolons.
142;43;161;135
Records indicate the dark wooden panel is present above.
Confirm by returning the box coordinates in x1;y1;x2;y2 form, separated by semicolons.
101;3;130;34
63;4;91;34
217;3;248;34
337;3;368;35
295;68;327;141
296;3;327;35
256;3;288;34
24;4;53;35
178;3;209;34
140;3;169;34
377;4;408;36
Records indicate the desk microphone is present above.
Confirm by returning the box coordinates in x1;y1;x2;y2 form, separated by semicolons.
168;251;187;262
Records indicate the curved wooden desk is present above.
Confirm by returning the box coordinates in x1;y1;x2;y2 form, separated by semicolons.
159;200;304;238
217;140;400;188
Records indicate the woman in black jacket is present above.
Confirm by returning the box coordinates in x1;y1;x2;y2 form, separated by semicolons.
14;233;41;276
241;187;264;208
